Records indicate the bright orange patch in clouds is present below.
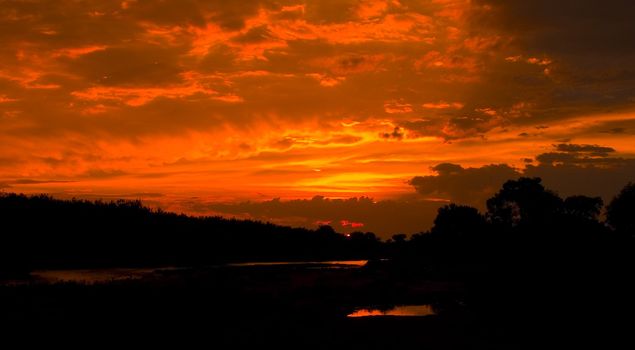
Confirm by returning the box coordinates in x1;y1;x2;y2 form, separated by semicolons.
1;1;634;233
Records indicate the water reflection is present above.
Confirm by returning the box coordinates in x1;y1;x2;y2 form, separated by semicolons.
31;267;175;284
227;260;368;268
24;260;368;284
348;305;436;317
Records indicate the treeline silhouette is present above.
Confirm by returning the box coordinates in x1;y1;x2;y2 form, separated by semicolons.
1;178;633;279
1;178;634;343
381;177;635;343
0;194;382;276
388;177;634;271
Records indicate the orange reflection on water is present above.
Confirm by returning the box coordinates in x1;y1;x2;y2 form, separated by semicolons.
347;305;435;317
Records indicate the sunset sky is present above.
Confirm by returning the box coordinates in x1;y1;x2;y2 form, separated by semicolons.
1;0;635;237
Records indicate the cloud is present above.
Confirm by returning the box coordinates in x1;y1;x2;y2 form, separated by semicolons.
410;163;520;207
2;0;635;231
125;0;275;30
469;0;635;120
70;45;186;86
410;143;635;208
11;179;75;185
525;143;635;200
554;143;616;156
380;127;404;140
80;169;128;179
304;0;359;24
472;0;635;55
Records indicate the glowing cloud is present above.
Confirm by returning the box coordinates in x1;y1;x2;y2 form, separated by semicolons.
1;0;634;234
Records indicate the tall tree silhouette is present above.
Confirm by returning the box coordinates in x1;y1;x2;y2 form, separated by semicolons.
486;177;562;229
431;204;486;240
606;182;635;234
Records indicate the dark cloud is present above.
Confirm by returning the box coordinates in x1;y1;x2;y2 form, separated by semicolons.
0;1;127;46
470;0;635;119
555;143;615;156
602;127;627;134
399;119;441;139
12;179;75;185
526;143;635;199
125;0;208;27
409;163;520;207
524;160;635;202
304;0;360;24
473;0;635;55
447;116;491;137
202;1;268;30
398;109;504;141
192;196;444;238
232;25;273;44
81;169;128;179
197;44;237;72
537;143;623;166
410;143;635;207
71;45;186;86
126;0;285;30
0;157;20;167
380;127;404;140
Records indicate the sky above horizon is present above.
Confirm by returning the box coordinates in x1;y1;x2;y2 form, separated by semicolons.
1;0;635;237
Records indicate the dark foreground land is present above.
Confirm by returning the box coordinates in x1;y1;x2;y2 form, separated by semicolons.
2;261;633;348
1;177;635;347
1;263;496;349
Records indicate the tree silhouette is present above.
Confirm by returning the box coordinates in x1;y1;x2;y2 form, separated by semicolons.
431;204;485;239
0;193;384;274
391;233;407;244
606;182;635;234
316;224;337;236
563;195;603;221
486;177;562;229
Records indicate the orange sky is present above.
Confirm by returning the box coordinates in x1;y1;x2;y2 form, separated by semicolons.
1;1;635;237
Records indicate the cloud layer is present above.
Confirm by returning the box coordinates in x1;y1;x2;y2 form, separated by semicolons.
1;1;634;235
410;143;635;211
